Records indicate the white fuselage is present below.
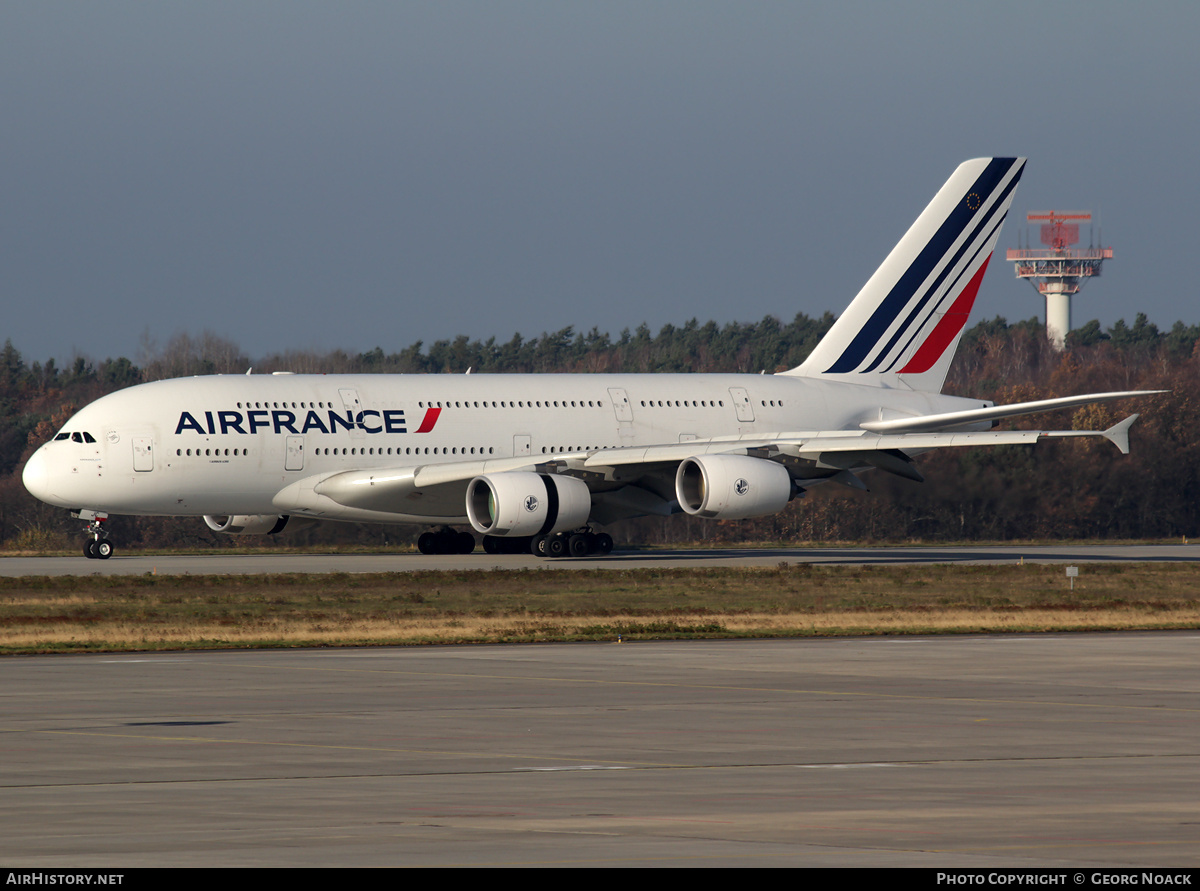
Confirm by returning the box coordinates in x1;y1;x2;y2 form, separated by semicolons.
22;371;982;524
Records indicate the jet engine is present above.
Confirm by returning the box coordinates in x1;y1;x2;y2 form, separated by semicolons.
465;472;592;537
203;514;316;535
675;455;795;520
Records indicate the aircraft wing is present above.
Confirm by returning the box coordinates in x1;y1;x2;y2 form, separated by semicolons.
858;390;1161;434
581;414;1139;488
286;454;545;516
293;413;1141;518
589;414;1140;464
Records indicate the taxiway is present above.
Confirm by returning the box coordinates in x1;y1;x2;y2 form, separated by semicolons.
2;633;1197;866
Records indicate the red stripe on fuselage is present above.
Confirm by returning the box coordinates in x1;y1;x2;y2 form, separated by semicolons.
898;254;991;374
415;407;442;433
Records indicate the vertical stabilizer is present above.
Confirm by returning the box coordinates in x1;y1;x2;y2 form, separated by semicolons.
784;157;1025;392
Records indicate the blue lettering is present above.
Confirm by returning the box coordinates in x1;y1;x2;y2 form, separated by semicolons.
180;407;412;436
301;411;329;434
219;411;246;434
328;411;355;432
175;411;206;435
272;410;299;434
384;410;406;433
356;410;382;433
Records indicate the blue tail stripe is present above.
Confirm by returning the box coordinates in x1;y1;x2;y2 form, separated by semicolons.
823;158;1021;374
862;177;1017;373
878;211;1004;374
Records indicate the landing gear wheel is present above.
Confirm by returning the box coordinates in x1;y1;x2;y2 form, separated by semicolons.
530;529;616;559
77;511;111;560
418;528;477;555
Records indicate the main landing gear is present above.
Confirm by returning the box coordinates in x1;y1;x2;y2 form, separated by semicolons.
416;527;476;555
421;527;615;558
75;510;113;560
532;529;614;558
480;529;614;558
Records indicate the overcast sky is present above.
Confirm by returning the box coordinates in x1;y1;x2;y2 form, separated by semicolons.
3;1;1197;365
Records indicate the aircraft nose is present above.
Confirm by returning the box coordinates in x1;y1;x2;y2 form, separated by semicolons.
22;449;52;504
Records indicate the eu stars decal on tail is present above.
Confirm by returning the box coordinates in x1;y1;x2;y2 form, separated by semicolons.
22;158;1157;559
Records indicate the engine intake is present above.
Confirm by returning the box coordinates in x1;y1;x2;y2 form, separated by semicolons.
675;455;794;519
465;472;591;537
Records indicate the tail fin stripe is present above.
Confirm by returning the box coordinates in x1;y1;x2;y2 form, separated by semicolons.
895;254;992;374
861;180;1015;373
823;158;1021;374
876;210;1006;374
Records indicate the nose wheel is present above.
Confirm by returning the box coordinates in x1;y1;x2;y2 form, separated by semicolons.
75;510;113;559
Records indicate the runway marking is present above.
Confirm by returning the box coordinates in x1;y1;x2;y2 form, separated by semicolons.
797;762;904;769
518;765;634;771
4;740;1196;791
222;659;1200;715
19;728;684;769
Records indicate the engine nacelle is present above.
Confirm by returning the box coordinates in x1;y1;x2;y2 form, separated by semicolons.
203;514;314;535
465;472;592;537
675;455;794;520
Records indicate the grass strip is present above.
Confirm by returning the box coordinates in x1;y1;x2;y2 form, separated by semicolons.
0;563;1197;654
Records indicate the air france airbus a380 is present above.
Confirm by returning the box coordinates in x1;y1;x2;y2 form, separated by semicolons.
23;158;1154;559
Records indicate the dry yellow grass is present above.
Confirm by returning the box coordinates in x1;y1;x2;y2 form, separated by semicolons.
1;563;1198;653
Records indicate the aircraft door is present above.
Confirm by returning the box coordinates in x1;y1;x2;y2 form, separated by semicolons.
728;388;756;422
285;435;305;471
608;388;633;422
513;435;531;457
339;388;364;438
132;437;154;472
608;388;636;443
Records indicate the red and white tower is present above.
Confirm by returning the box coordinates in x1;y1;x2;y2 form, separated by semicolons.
1006;211;1113;349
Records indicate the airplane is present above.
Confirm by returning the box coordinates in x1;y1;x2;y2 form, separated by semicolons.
22;157;1155;559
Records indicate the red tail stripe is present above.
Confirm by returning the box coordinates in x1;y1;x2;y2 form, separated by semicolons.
898;255;991;375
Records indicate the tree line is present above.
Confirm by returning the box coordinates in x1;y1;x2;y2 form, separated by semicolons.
1;311;1197;550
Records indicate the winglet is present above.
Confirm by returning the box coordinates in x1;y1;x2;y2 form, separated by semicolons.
1103;414;1139;455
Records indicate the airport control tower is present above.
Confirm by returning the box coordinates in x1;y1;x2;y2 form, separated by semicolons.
1006;211;1113;349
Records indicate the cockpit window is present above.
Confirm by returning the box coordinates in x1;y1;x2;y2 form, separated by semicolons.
71;433;83;443
82;432;96;443
54;433;70;441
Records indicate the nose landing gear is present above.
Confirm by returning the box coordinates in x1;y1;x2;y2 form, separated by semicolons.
73;510;113;560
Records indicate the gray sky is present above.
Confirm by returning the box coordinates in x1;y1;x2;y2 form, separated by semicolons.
3;1;1197;365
